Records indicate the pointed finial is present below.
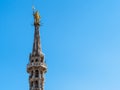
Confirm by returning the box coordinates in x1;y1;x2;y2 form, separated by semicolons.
32;5;35;12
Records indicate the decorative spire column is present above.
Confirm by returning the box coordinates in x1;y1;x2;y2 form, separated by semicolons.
27;9;47;90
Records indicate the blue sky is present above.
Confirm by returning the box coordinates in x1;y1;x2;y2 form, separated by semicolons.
0;0;120;90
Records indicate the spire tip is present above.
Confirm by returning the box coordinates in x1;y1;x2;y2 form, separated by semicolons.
32;5;35;11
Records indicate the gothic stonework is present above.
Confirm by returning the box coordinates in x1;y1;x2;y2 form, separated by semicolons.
27;10;47;90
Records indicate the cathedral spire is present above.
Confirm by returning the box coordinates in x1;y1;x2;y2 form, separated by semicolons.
32;8;41;56
27;6;47;90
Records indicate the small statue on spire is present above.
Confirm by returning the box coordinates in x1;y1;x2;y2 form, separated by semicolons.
34;11;40;23
33;6;40;25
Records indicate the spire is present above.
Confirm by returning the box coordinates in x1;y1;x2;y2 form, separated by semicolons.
27;3;47;90
32;9;41;56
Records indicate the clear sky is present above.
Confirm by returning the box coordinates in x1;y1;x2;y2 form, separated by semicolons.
0;0;120;90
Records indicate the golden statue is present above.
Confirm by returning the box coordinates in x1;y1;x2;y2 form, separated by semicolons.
34;11;40;24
